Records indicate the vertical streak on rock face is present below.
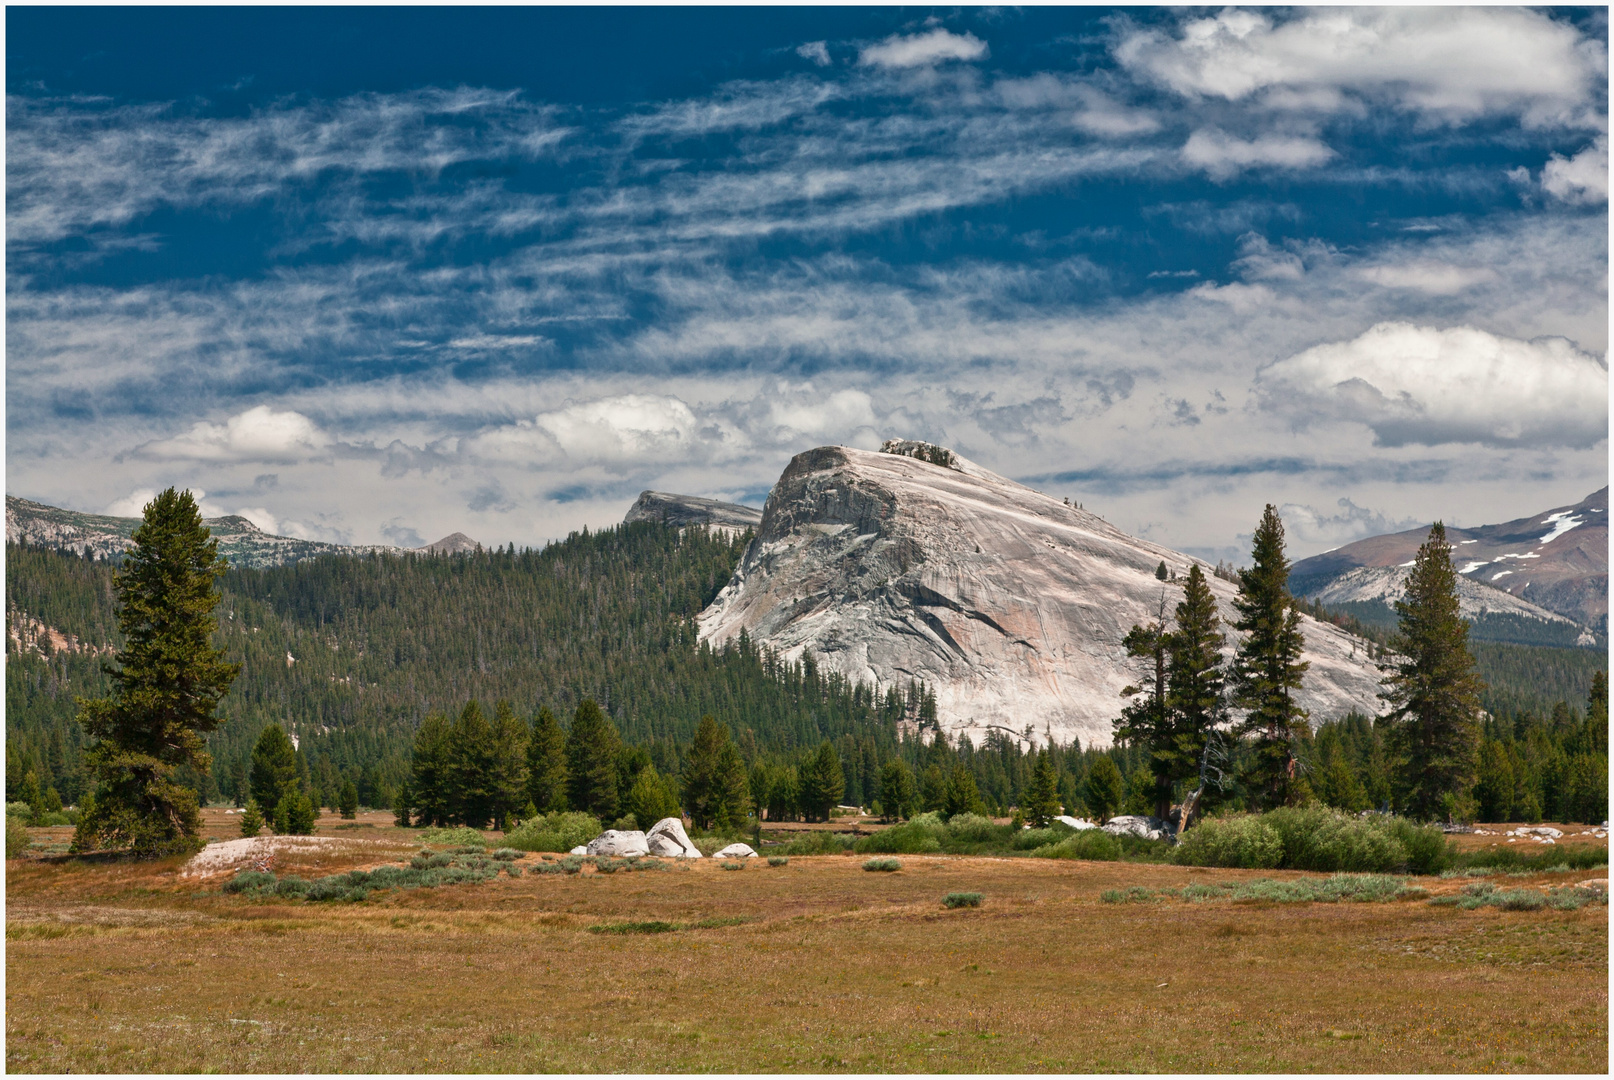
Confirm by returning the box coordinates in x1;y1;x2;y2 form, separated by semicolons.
698;444;1387;749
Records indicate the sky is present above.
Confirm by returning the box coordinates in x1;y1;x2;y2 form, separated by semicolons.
6;6;1609;563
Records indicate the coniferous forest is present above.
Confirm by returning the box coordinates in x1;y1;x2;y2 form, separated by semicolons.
6;521;1608;825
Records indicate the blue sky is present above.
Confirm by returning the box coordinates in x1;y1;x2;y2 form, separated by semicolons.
7;7;1608;560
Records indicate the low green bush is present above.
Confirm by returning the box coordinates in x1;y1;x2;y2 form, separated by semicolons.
720;861;744;871
6;816;32;858
502;812;602;854
853;821;942;855
1011;826;1068;851
767;856;789;867
1030;829;1122;862
1104;874;1425;905
1449;844;1607;873
223;869;276;893
490;848;525;861
275;876;310;898
6;802;32;823
775;831;857;856
1429;881;1608;912
416;826;489;848
32;811;73;827
1174;809;1451;874
944;813;1001;842
942;892;983;909
863;857;901;872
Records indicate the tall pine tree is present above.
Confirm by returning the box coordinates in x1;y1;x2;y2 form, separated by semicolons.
1165;564;1226;807
565;698;620;820
525;706;568;813
485;700;529;829
1022;749;1060;827
1381;523;1484;821
72;488;240;856
1229;505;1310;809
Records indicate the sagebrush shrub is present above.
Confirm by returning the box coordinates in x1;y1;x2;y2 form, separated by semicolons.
1175;809;1451;874
223;869;276;894
503;812;602;853
777;831;856;855
862;857;901;872
767;856;789;867
853;822;942;855
942;892;983;908
1030;829;1122;862
944;813;1001;843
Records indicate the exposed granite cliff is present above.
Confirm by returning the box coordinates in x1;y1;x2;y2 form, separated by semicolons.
624;491;762;539
698;444;1388;749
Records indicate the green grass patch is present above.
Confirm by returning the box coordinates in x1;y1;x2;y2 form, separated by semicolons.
589;920;679;935
767;856;789;867
942;892;983;909
1103;874;1428;905
1428;881;1609;912
863;857;902;872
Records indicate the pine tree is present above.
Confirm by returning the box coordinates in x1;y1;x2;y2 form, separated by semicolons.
1022;749;1060;827
338;779;359;819
1084;754;1123;822
71;488;240;856
1381;523;1484;821
712;741;752;830
682;715;727;829
565;699;620;821
525;707;568;813
1473;738;1515;823
919;763;948;813
1165;564;1226;799
447;701;495;827
239;799;265;838
800;741;845;822
1114;599;1172;817
248;725;299;813
1229;505;1310;809
410;712;454;827
625;763;681;826
877;758;915;822
393;778;415;827
943;763;981;817
485;700;529;830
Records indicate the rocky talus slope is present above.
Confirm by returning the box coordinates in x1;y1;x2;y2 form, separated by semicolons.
1290;487;1608;633
698;444;1387;749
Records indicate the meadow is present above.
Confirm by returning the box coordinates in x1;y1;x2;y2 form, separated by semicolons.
5;811;1607;1073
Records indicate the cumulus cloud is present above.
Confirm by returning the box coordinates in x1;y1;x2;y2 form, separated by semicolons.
103;486;280;534
134;406;332;463
1541;136;1609;206
1258;322;1609;448
1116;8;1606;127
1181;129;1335;179
1279;497;1422;548
860;29;987;69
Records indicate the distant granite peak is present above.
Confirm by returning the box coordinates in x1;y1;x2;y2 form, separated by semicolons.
421;532;481;554
624;491;762;538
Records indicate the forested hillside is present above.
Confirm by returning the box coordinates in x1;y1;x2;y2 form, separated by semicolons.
6;530;1607;823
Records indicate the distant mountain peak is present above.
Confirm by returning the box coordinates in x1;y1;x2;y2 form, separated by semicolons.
421;532;481;554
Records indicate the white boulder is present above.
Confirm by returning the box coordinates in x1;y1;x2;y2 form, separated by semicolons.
1518;826;1564;838
646;817;703;858
1055;815;1097;831
1101;815;1175;842
711;842;757;859
586;830;650;857
569;846;588;855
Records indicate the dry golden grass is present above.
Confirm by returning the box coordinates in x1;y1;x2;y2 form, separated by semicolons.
6;813;1607;1073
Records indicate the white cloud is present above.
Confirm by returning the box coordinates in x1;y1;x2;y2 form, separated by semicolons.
1259;322;1609;448
135;406;332;463
859;29;988;70
1070;88;1161;138
1279;497;1422;548
1181;129;1334;179
1356;260;1500;295
104;488;161;517
536;394;700;465
1541;136;1609;206
1116;8;1606;127
797;41;831;67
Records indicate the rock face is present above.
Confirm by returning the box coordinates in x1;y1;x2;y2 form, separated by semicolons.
6;495;404;568
624;491;763;540
586;830;650;857
1055;815;1097;831
1290;487;1608;634
646;817;703;858
711;842;758;859
698;443;1388;749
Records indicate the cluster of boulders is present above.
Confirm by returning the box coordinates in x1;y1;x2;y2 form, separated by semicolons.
1099;815;1177;842
574;818;759;859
